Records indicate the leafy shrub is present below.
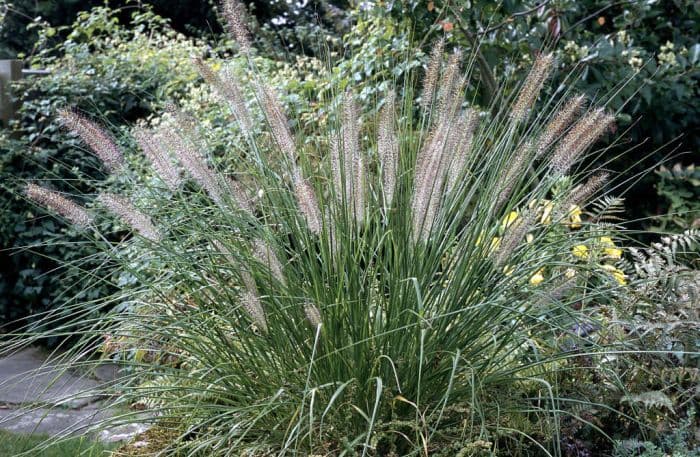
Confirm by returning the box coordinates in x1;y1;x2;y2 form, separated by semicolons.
0;6;205;327
654;163;700;234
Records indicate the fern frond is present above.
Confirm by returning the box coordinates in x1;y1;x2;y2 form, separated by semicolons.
590;195;626;222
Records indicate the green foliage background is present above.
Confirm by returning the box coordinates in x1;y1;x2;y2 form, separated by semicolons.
0;7;204;325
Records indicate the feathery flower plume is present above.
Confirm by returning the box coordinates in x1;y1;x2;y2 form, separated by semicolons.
342;94;365;221
420;38;444;110
97;193;161;242
553;172;610;222
134;127;182;191
436;49;464;121
550;109;615;176
494;209;536;267
25;184;92;227
192;57;252;131
240;271;268;333
161;110;252;212
304;302;322;328
58;109;124;172
534;95;585;158
330;134;343;198
510;53;554;123
494;141;533;211
162;130;226;205
293;171;322;234
221;0;252;54
378;90;399;208
412;122;450;240
253;238;286;286
258;84;297;162
567;172;610;207
212;240;268;332
446;109;479;193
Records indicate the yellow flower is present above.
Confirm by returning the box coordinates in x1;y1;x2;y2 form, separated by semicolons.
599;236;615;247
603;247;623;259
530;268;545;286
572;244;589;259
540;201;554;225
598;236;622;259
568;205;582;229
501;211;519;230
476;233;500;253
601;264;627;285
565;268;576;279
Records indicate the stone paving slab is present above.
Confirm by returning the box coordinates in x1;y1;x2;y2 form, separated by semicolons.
0;406;112;436
0;406;150;442
0;347;102;408
0;347;149;442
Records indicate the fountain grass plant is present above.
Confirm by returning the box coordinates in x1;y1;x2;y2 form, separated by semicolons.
5;1;662;455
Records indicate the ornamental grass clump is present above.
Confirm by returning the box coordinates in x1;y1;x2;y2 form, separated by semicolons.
11;2;644;455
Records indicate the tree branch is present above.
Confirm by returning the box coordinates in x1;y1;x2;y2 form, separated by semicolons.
479;0;552;35
451;9;498;107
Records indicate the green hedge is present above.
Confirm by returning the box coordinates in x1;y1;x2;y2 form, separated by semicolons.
0;6;204;328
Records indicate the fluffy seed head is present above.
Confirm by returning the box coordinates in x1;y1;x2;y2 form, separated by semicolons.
436;49;464;121
550;109;616;176
330;134;343;200
97;193;161;242
163;129;225;205
192;57;252;131
293;172;322;234
494;141;533;211
304;302;322;328
494;209;536;267
535;95;585;158
225;177;255;214
342;94;365;222
134;127;182;191
25;184;92;227
446;109;479;192
510;53;554;122
378;90;399;208
553;172;610;222
420;38;444;110
58;109;124;172
568;172;610;207
412;122;450;241
160;111;252;212
258;84;297;162
239;271;268;333
253;238;286;286
221;0;252;54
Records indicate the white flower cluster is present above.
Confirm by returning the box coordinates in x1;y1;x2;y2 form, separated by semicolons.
658;41;678;67
563;40;590;63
